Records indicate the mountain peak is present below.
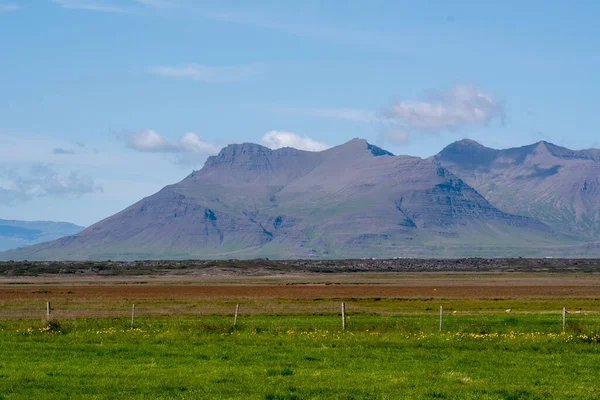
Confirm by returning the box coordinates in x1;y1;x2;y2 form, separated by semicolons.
439;139;493;153
218;142;272;157
336;138;368;149
6;134;598;261
200;142;273;171
454;138;486;147
329;138;393;157
435;139;498;169
526;140;596;160
533;140;554;149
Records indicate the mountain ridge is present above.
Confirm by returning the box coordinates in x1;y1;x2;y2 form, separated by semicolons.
1;138;597;260
435;139;600;239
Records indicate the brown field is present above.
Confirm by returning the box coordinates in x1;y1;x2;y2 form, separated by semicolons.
3;279;600;300
2;272;600;319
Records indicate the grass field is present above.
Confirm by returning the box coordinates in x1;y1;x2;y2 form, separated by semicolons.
2;272;600;399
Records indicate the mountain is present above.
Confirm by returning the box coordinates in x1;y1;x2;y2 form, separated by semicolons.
0;138;572;261
436;139;600;239
0;219;84;252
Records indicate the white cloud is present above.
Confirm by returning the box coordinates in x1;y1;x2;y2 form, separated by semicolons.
268;106;375;123
261;130;330;152
0;3;19;12
148;63;265;83
179;132;219;153
383;84;505;131
128;130;177;152
127;130;219;154
51;0;130;13
0;165;101;205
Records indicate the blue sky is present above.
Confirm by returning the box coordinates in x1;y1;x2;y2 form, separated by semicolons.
1;0;599;226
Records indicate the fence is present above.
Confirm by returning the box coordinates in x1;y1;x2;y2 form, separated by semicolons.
39;301;599;335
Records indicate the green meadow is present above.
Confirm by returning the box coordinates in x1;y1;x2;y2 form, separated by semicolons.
1;312;600;399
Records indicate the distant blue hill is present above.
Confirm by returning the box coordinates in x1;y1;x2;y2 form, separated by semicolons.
0;219;84;252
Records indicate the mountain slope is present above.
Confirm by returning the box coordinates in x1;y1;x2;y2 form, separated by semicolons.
435;139;600;239
0;219;84;252
0;139;569;260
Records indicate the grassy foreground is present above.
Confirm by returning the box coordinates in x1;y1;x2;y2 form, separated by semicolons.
2;314;600;399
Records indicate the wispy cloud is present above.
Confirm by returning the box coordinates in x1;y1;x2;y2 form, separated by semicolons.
127;130;219;154
0;165;101;205
51;0;131;13
383;84;505;131
261;130;329;152
0;2;19;12
52;148;76;155
148;63;265;83
201;9;397;51
133;0;167;7
268;106;375;123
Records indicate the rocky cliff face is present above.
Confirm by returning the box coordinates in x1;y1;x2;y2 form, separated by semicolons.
0;139;580;260
436;140;600;239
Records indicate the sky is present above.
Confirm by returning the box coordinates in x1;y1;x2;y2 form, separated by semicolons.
0;0;599;226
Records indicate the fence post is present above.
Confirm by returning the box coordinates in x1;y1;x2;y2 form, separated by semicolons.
342;302;346;330
439;305;443;332
562;307;566;332
233;304;239;329
46;301;51;321
131;304;135;328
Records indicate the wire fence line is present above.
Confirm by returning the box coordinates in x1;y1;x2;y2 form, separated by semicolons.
32;301;600;335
